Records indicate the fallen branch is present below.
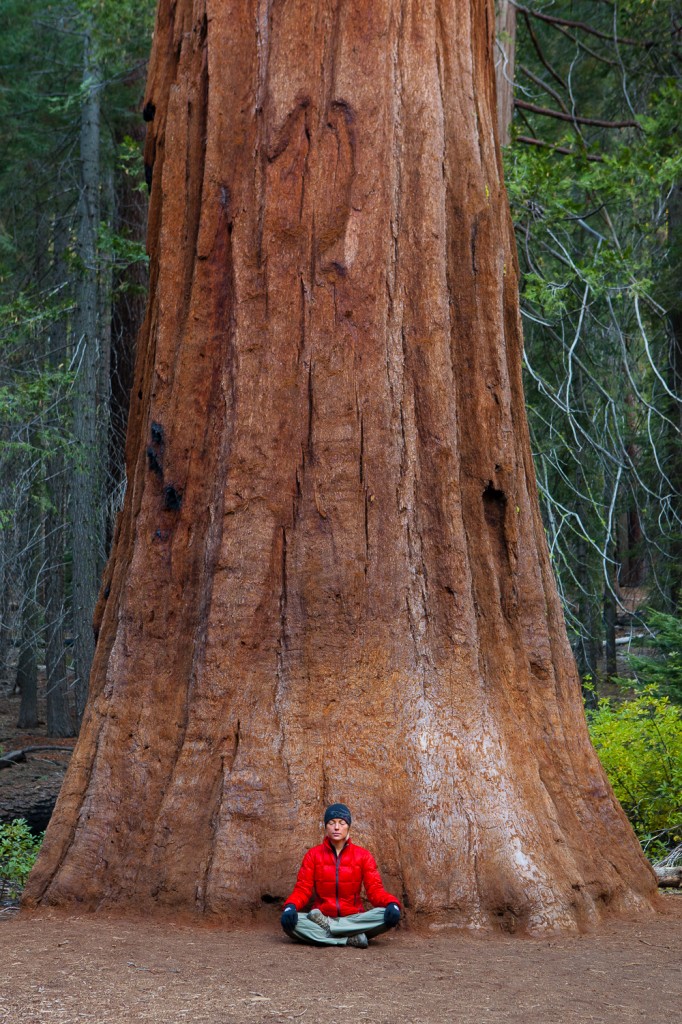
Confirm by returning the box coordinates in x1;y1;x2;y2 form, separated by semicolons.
0;746;73;770
654;866;682;888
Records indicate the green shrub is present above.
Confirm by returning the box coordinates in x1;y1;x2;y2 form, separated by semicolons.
0;818;43;898
618;610;682;705
587;689;682;860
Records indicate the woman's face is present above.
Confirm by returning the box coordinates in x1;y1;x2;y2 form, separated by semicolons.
325;818;350;845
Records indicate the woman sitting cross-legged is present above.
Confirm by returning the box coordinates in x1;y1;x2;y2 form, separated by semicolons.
280;803;402;948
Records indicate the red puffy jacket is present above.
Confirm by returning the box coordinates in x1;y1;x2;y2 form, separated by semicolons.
284;837;400;918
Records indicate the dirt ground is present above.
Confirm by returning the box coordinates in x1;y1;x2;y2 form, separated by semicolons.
3;679;681;1024
1;899;680;1024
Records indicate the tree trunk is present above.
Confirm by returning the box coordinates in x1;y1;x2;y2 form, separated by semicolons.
494;0;516;145
71;30;102;723
97;163;115;578
25;0;657;934
44;498;73;738
667;183;682;607
0;531;11;690
15;511;40;729
15;633;39;730
45;215;75;739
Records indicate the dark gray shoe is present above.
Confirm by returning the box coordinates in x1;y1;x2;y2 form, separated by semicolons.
346;932;368;948
307;909;331;934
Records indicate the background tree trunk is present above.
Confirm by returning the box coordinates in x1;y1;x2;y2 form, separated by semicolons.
494;0;516;145
71;30;102;723
667;183;682;607
97;163;115;578
25;0;657;934
15;511;40;731
0;530;12;690
45;214;75;739
15;632;39;730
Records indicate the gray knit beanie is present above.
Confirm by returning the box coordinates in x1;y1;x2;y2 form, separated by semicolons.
324;803;352;826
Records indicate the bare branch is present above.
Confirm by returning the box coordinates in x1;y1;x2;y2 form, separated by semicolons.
515;99;640;129
515;135;604;162
521;9;567;91
517;63;570;113
513;3;655;48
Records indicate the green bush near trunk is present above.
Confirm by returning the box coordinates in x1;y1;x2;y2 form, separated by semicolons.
587;689;682;860
0;818;43;898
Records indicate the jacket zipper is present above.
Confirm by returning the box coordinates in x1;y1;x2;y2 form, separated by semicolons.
334;844;345;917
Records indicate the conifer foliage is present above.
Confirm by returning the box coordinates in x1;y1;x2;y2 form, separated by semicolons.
503;0;682;683
0;0;154;731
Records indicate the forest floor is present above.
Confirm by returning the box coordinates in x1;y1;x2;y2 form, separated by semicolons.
0;690;75;833
0;899;681;1024
2;656;680;1024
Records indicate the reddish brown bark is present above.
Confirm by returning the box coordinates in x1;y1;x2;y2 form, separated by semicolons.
25;0;657;934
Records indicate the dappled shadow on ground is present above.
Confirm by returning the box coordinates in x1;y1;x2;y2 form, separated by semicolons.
1;900;680;1023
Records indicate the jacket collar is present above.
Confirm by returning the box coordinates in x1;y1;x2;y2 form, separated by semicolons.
324;835;352;855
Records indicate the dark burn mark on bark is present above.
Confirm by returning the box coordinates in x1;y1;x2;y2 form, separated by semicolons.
147;421;165;476
483;481;508;574
163;485;183;511
142;101;156;122
483;481;506;525
146;447;163;476
144;162;153;193
483;483;517;621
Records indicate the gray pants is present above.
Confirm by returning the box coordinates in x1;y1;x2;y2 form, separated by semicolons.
288;906;391;946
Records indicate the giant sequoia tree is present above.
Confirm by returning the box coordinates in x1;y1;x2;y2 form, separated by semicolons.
25;0;658;933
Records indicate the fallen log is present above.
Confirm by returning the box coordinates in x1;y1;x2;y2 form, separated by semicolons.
0;746;73;769
654;866;682;888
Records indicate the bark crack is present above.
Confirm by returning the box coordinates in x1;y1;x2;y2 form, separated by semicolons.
306;358;315;459
364;490;370;578
298;274;306;365
197;753;226;912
